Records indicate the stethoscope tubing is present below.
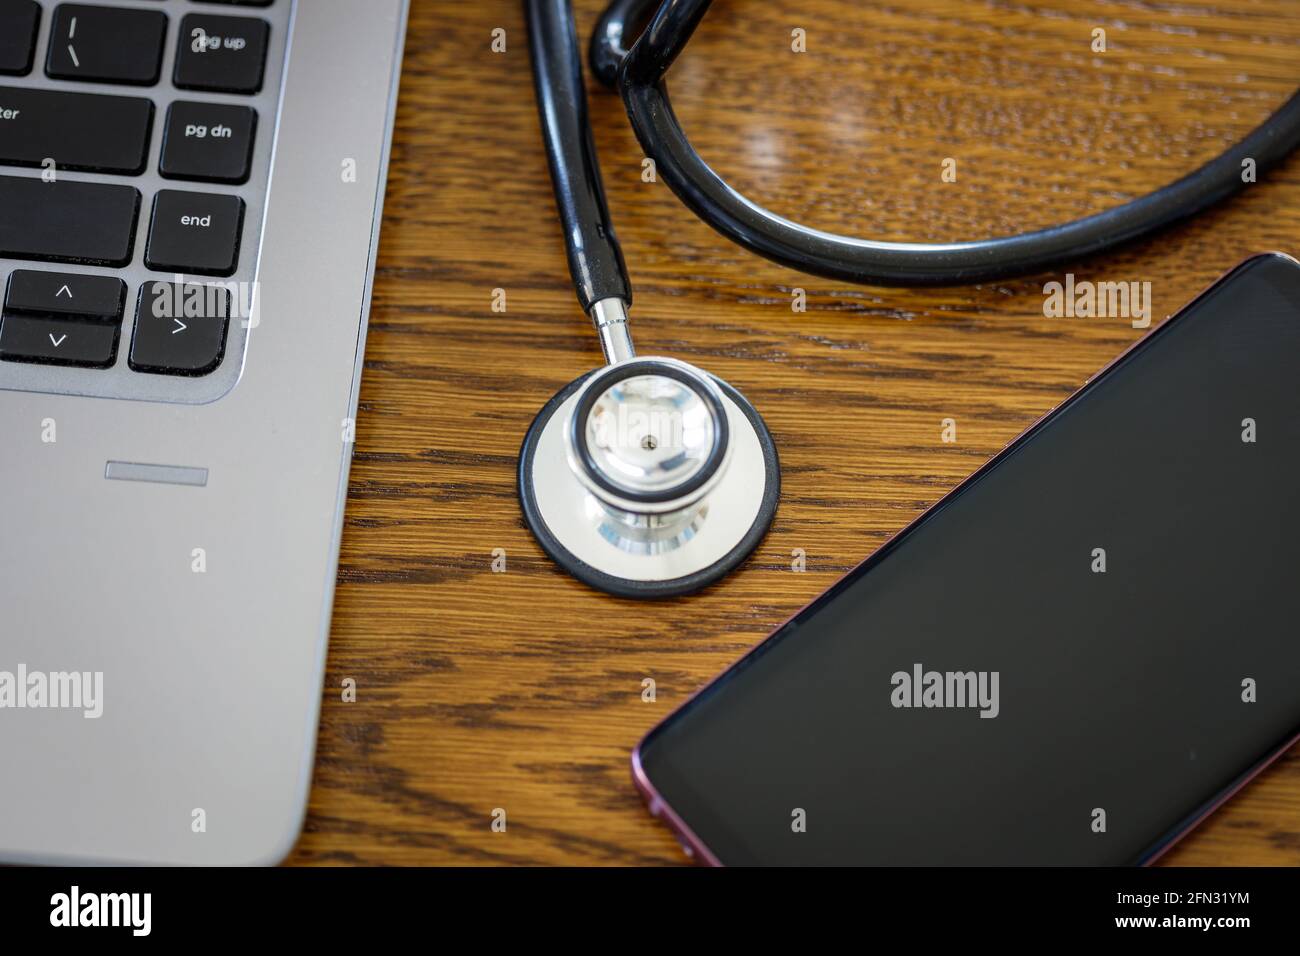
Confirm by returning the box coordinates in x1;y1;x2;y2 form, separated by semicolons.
585;0;1300;288
525;0;633;312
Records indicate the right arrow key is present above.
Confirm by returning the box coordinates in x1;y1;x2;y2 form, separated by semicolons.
129;281;231;376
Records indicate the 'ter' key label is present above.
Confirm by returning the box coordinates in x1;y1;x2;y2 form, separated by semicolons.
0;86;153;174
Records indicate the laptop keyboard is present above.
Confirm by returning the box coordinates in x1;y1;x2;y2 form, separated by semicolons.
0;0;290;403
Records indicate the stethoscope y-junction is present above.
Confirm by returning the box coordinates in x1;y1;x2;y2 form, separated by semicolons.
518;0;1300;598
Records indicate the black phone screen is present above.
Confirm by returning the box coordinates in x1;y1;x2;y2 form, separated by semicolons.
637;254;1300;865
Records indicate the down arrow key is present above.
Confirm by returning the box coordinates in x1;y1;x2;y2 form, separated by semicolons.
0;315;117;368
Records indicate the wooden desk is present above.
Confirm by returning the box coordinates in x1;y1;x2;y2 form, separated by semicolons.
286;0;1300;865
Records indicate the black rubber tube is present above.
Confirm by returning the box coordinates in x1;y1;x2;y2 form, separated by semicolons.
597;0;1300;286
525;0;633;310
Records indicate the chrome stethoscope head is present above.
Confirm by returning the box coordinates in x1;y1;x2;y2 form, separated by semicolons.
519;300;779;598
568;355;731;523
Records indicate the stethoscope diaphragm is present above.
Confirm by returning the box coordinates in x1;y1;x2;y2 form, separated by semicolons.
518;356;778;598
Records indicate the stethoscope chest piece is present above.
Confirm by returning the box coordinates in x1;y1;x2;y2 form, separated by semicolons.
519;356;779;598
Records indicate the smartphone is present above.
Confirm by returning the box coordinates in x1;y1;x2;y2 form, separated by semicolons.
634;253;1300;866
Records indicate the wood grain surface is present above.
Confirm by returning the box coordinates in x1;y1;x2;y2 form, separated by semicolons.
286;0;1300;865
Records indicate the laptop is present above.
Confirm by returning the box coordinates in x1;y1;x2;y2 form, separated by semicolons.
0;0;409;864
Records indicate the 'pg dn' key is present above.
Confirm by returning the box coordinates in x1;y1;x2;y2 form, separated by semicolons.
160;102;257;184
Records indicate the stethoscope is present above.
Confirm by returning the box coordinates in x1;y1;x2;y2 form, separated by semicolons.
518;0;1300;598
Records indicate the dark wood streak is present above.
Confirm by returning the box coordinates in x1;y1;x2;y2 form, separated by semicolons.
285;0;1300;866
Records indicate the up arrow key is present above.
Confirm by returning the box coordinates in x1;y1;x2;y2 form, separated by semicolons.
4;271;124;318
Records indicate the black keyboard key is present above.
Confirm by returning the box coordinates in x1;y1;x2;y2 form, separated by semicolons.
46;4;168;86
5;270;124;318
194;2;274;7
0;0;40;76
0;314;119;367
174;14;269;94
130;281;230;375
159;102;256;184
145;190;245;276
0;175;140;266
0;267;123;370
0;86;153;175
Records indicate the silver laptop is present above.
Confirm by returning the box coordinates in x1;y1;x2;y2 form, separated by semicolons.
0;0;409;864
